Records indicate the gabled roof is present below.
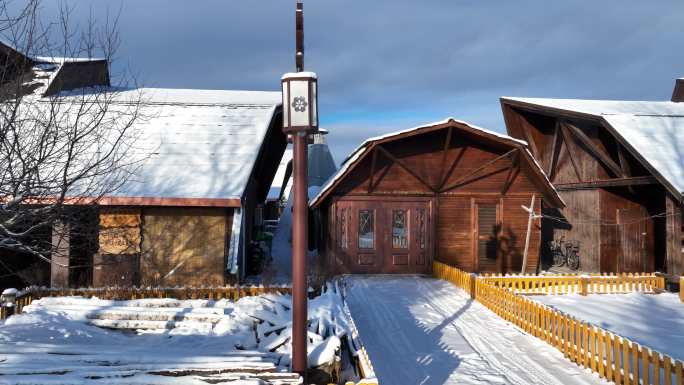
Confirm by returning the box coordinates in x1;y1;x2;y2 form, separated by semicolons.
40;87;282;207
501;97;684;199
309;118;564;207
105;88;282;206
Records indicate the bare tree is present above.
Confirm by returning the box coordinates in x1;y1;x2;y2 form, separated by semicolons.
0;0;146;285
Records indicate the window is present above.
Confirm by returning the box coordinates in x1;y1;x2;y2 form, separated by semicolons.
358;210;374;249
339;208;348;249
478;204;498;260
392;210;408;249
417;208;426;250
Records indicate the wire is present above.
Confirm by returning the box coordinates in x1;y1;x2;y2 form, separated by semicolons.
540;208;682;227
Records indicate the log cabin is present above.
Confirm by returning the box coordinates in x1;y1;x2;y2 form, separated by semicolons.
501;80;684;280
0;43;286;289
310;118;564;275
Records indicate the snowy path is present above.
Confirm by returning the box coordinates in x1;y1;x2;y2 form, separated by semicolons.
345;275;607;385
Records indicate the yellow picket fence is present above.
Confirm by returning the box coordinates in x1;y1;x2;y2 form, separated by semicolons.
434;261;684;385
0;285;292;321
479;273;665;296
30;285;292;301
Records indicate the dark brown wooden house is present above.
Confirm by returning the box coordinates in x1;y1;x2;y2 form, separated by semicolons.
501;93;684;280
0;43;287;289
310;119;564;275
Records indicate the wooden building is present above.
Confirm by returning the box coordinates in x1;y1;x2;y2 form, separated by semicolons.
310;119;564;275
0;44;286;289
501;91;684;279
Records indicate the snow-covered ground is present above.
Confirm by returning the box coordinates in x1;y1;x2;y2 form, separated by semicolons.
345;275;607;385
533;292;684;361
0;287;353;384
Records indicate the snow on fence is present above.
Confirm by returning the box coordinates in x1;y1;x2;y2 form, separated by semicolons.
433;261;684;385
0;285;291;320
479;272;665;296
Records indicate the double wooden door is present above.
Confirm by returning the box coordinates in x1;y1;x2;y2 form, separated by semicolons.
335;199;431;274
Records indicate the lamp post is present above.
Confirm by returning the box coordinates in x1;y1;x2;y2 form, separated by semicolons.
281;0;317;376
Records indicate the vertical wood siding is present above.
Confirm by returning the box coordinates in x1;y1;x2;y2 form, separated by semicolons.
141;207;231;287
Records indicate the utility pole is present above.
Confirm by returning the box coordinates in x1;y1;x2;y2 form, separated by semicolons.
281;0;318;378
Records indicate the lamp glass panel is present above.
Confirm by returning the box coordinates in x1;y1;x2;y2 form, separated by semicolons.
289;79;310;127
281;81;289;127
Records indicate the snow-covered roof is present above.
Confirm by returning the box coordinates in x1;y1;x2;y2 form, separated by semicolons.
33;56;106;64
116;88;281;202
502;97;684;195
310;118;562;207
56;88;282;204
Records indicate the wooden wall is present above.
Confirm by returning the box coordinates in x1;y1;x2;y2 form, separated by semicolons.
436;195;541;274
140;207;232;287
553;190;601;272
320;125;550;275
503;103;672;274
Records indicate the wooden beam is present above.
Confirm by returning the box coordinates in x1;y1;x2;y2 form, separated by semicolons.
376;145;436;192
441;149;517;193
555;176;658;191
96;196;242;208
519;113;540;160
547;121;562;181
563;121;624;178
616;141;635;194
437;126;454;188
367;148;378;193
559;124;584;183
501;152;520;195
438;145;467;191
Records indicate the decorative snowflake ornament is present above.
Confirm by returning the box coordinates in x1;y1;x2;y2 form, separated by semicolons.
293;96;308;112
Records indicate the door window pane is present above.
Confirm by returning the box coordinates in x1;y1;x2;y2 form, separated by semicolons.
392;210;408;249
358;210;374;249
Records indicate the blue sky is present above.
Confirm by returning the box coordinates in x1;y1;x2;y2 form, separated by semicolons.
31;1;684;163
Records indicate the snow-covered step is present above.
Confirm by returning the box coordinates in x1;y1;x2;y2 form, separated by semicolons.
24;303;229;316
85;309;225;323
33;296;235;309
89;318;215;332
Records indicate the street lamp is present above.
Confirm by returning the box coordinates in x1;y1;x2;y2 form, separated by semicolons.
281;72;317;376
282;0;315;377
281;72;318;133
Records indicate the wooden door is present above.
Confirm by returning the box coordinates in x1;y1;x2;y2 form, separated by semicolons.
617;207;647;272
475;201;501;273
334;199;431;274
382;202;431;274
336;201;383;273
